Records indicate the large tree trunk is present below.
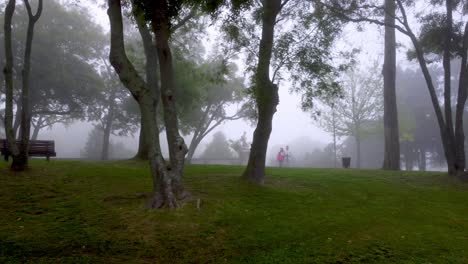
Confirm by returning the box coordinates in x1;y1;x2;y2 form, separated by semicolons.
244;100;277;182
152;1;189;199
242;0;282;185
139;96;179;208
454;23;468;177
3;0;21;169
108;0;184;208
382;0;400;170
134;120;149;160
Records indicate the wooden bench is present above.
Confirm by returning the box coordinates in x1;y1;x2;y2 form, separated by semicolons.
0;139;56;161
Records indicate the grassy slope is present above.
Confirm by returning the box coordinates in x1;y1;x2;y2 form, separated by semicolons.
1;161;468;263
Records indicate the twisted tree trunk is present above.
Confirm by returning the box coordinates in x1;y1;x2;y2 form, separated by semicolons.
242;0;282;185
152;1;189;199
108;0;188;208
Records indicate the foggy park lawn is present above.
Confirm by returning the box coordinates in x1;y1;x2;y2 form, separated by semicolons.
1;161;468;263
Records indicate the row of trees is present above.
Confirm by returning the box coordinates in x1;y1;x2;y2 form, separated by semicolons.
4;0;468;209
311;0;468;177
317;62;468;171
1;0;249;163
330;0;468;176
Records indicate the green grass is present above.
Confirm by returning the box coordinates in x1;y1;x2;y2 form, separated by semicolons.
1;160;468;263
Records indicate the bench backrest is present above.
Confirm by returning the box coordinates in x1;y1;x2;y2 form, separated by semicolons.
0;139;55;155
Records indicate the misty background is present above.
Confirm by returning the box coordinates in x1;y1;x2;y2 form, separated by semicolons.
0;0;453;170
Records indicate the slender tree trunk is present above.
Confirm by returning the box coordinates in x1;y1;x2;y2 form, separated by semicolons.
133;3;159;161
186;136;202;164
101;92;116;160
404;27;455;174
242;0;282;185
441;0;461;175
31;114;44;140
31;127;39;140
408;150;415;171
332;104;337;168
15;0;42;170
396;1;462;175
13;104;21;139
382;0;400;170
356;136;361;168
405;154;411;171
186;116;225;164
3;0;21;170
419;148;426;171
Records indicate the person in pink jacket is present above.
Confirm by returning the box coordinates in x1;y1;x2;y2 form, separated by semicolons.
277;148;285;167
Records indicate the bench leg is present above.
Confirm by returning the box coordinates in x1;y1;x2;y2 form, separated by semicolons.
46;156;50;162
4;155;8;162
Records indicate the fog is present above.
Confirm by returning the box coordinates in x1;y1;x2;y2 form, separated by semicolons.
0;0;458;172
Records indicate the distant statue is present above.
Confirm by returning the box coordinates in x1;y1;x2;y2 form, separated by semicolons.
284;145;291;166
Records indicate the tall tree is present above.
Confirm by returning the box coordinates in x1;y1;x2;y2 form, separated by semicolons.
88;60;139;160
129;3;160;161
382;0;400;170
241;0;282;184
1;0;105;141
318;66;383;168
200;131;235;160
224;0;346;184
322;0;468;177
178;58;248;163
3;0;43;171
124;1;200;161
81;126;134;160
108;0;171;208
3;0;17;166
107;0;224;208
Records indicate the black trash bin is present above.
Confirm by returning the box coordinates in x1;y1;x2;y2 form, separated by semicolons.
342;157;351;168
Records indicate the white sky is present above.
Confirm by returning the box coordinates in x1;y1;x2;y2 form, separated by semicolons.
40;1;417;159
